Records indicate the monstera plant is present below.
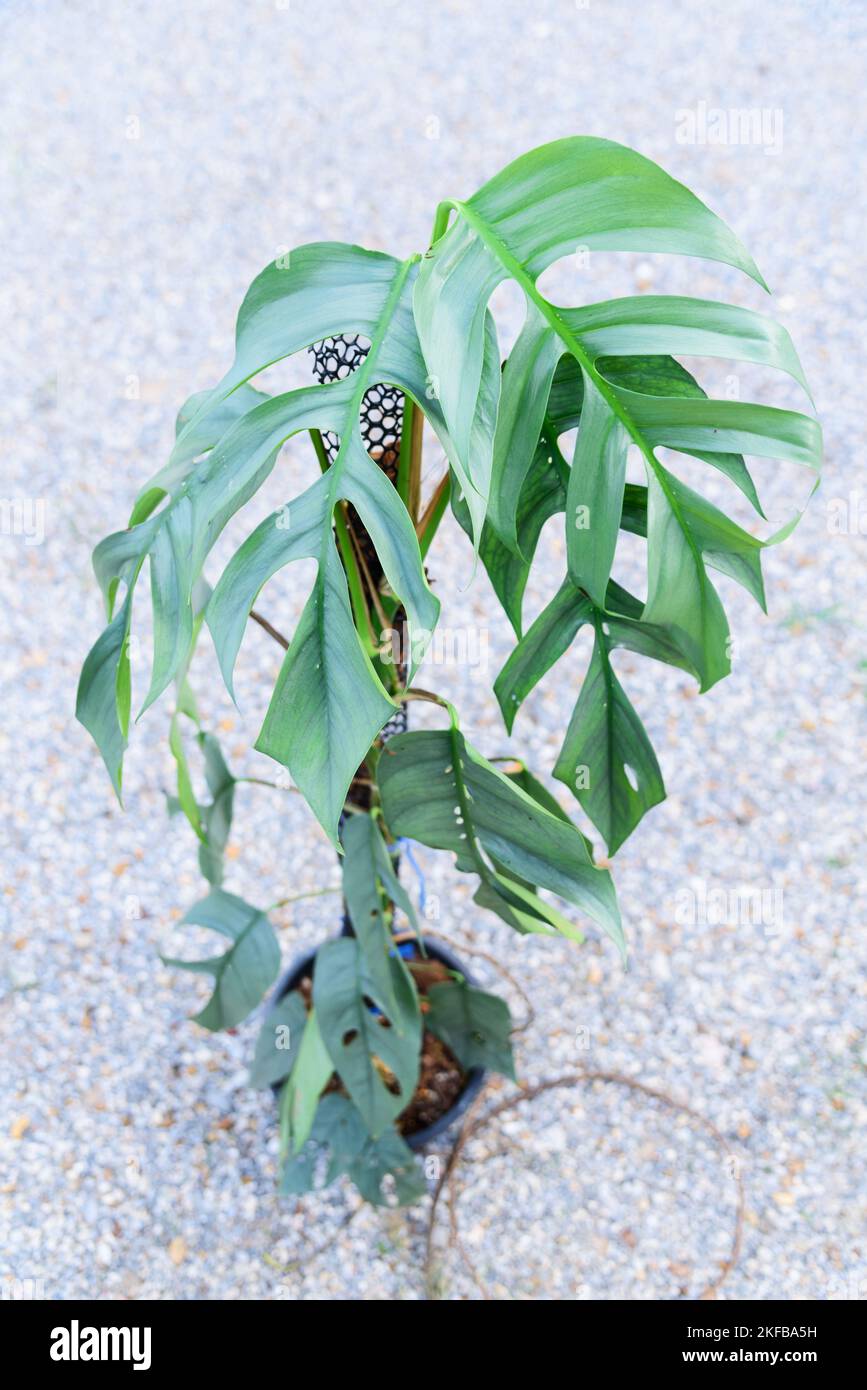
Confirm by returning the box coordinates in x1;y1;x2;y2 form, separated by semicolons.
76;138;820;1205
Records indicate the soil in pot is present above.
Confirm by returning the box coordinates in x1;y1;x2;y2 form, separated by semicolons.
292;945;469;1141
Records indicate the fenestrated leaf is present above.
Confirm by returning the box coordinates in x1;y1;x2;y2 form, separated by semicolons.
426;980;515;1080
415;136;769;538
312;936;421;1138
553;620;666;855
377;726;623;956
415;136;820;703
249;990;308;1090
279;1091;366;1196
162;889;280;1031
556;351;766;518
494;569;706;851
132;382;272;526
81;245;468;838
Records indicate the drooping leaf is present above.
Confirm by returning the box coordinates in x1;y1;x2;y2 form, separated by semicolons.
167;717;237;887
196;733;236;885
376;726;623;957
347;1126;426;1206
312;936;421;1138
278;1094;425;1206
340;813;420;1019
494;580;593;734
162;889;280;1031
280;1006;334;1153
249;990;308;1090
552;619;665;855
451;439;566;638
75;593;134;799
426;980;515;1080
494;570;709;852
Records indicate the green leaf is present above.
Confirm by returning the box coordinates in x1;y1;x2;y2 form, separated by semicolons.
196;733;236;885
253;543;395;841
473;873;569;938
341;813;420;1019
377;727;623;957
347;1127;426;1206
167;713;237;887
81;245;459;836
249;990;308;1090
132;382;272;525
281;1006;334;1153
495;576;700;852
162;889;280;1031
494;579;593;734
312;937;421;1138
278;1091;364;1196
451;440;566;638
553;620;665;855
415;136;820;705
566;371;628;607
278;1093;426;1204
426;980;515;1080
75;593;134;799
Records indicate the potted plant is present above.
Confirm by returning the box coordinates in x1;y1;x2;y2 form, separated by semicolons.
76;136;820;1206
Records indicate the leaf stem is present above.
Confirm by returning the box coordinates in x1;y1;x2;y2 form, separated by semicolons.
309;427;378;654
269;886;342;912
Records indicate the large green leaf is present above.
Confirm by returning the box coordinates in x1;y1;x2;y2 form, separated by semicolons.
162;889;280;1031
82;242;506;845
415;136;820;694
312;936;421;1138
376;725;623;957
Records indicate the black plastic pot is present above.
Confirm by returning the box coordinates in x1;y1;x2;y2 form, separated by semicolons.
270;936;485;1151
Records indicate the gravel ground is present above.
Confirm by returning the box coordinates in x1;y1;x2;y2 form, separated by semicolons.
1;0;865;1301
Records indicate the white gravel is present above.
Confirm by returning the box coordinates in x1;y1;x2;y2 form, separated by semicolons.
1;0;865;1300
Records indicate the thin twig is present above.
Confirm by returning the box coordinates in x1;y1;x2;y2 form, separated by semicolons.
343;506;390;633
250;609;290;650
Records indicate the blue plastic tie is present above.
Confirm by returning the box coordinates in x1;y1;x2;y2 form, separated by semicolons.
395;836;426;914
